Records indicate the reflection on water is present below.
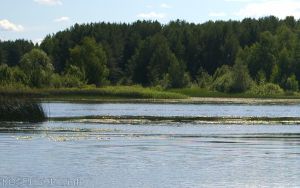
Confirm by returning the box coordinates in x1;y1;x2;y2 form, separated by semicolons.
0;121;299;188
43;102;300;118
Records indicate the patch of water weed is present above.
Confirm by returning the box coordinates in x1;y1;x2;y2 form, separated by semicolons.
0;97;46;122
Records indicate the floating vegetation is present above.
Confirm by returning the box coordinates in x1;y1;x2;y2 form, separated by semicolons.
47;134;89;142
0;97;46;122
51;115;300;125
15;136;33;140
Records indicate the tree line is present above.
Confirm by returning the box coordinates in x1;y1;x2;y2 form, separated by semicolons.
1;16;300;93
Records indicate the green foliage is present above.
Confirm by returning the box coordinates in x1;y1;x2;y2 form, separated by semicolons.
167;60;188;88
211;59;253;93
128;33;189;88
61;65;86;88
231;58;253;93
0;64;27;87
168;87;228;98
0;40;34;67
285;74;299;92
0;97;45;122
2;16;300;94
256;70;267;85
0;47;6;65
196;68;213;88
212;72;233;93
270;64;281;83
0;64;14;85
212;65;233;93
147;36;178;85
41;86;187;99
69;37;109;86
50;74;64;88
20;49;54;88
248;83;284;96
65;65;85;81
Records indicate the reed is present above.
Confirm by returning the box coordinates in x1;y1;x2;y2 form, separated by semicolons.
0;97;46;122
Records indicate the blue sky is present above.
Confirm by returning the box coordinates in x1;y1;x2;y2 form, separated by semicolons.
1;0;300;42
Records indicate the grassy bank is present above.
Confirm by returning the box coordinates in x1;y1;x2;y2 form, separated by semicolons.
0;86;188;100
0;97;46;122
168;87;300;99
2;86;300;103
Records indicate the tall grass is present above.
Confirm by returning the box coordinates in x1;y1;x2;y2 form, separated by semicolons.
168;87;300;99
0;97;46;122
0;85;188;100
46;86;187;99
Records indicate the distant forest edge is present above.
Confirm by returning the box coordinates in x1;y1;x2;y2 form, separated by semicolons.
1;16;300;96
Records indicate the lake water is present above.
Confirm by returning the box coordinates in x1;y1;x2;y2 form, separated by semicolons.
43;102;300;118
0;103;300;188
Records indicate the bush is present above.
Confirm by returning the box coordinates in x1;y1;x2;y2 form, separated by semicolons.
248;83;284;96
212;72;233;93
230;59;253;93
50;74;63;88
212;61;253;93
0;65;27;87
0;64;14;85
285;74;299;92
212;65;234;93
196;68;213;88
62;75;85;88
213;65;231;80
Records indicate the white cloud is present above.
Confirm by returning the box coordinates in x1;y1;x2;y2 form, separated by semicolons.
160;3;171;9
235;0;300;18
0;19;24;32
137;12;166;19
209;12;227;17
34;0;62;6
54;16;70;22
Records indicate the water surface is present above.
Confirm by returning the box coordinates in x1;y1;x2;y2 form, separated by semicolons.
43;102;300;118
0;103;300;187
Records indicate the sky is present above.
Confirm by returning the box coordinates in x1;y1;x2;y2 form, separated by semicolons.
1;0;300;43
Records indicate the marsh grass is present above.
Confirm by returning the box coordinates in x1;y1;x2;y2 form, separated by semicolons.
0;97;46;122
168;87;300;99
47;86;187;99
2;85;300;101
0;86;188;100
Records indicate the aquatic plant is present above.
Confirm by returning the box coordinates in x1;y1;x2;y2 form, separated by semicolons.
0;97;46;122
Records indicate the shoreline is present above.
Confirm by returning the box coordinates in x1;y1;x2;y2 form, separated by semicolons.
43;97;300;105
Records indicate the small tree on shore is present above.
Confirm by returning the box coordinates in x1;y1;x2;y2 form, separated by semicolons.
230;58;253;93
20;49;53;88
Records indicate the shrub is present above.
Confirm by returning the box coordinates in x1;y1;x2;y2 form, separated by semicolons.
196;68;213;88
230;59;253;93
212;72;233;93
0;65;27;87
0;64;14;85
248;83;284;96
62;75;85;88
285;74;299;92
50;74;63;88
